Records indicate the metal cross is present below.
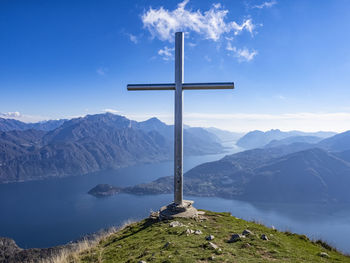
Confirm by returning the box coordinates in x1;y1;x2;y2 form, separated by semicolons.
127;32;234;206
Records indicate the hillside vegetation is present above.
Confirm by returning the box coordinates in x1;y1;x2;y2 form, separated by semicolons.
58;210;349;263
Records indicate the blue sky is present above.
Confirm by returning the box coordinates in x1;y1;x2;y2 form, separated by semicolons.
1;0;350;132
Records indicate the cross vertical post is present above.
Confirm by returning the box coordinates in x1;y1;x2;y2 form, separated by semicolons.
127;31;234;218
174;32;184;206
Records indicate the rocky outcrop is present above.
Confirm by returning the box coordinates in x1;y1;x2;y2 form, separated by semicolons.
0;237;68;263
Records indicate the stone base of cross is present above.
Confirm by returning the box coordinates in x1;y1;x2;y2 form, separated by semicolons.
159;200;198;220
127;32;234;219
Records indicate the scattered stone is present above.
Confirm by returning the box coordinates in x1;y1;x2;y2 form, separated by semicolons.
208;242;220;250
186;229;195;235
229;233;244;243
206;235;215;241
241;243;251;249
169;221;182;227
261;234;268;241
163;242;171;249
197;211;206;215
242;229;253;236
209;255;215;260
149;211;159;219
138;261;147;263
194;230;203;235
319;252;330;258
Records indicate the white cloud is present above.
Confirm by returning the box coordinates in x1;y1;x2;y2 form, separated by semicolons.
103;109;119;114
97;67;108;76
0;111;49;122
158;46;175;60
235;47;258;62
226;42;257;62
0;111;21;118
252;1;277;9
128;33;138;44
141;0;255;42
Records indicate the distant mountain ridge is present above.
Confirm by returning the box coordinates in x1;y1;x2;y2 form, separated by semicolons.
264;136;323;148
236;129;336;149
0;118;67;132
99;129;350;203
0;113;224;183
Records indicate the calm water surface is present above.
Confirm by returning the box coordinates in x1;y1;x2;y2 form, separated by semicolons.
0;148;350;254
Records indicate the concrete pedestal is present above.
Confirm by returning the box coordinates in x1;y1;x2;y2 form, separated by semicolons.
159;200;198;220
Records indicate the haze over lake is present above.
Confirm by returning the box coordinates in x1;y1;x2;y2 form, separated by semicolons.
1;148;350;254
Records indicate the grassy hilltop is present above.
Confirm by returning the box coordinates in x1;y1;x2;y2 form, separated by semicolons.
57;210;349;263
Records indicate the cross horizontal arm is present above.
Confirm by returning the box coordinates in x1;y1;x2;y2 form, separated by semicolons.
127;83;175;91
127;82;234;91
182;82;234;90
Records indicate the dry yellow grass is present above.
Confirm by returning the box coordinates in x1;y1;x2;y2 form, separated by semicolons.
41;220;135;263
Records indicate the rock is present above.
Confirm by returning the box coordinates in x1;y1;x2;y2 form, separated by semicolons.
261;234;268;241
163;242;171;249
319;252;330;258
186;229;194;234
149;211;159;219
229;233;244;243
242;229;253;236
241;243;251;249
194;230;203;235
208;242;220;250
169;221;182;227
138;261;147;263
206;235;215;240
209;255;215;260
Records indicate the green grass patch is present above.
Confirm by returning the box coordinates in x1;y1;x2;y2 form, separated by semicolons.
72;210;350;263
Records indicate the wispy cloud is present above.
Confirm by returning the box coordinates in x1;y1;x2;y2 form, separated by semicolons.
226;42;257;62
103;109;119;114
0;111;21;118
158;46;175;61
128;33;138;44
141;0;255;42
252;1;277;9
0;111;48;122
96;67;108;76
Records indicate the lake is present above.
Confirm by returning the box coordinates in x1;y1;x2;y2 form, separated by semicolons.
0;148;350;254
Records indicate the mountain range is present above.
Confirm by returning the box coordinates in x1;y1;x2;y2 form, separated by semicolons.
236;129;336;149
96;130;350;203
0;114;225;183
0;118;67;132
